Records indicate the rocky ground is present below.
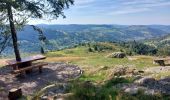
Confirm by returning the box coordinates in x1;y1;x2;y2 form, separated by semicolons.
145;66;170;73
113;66;170;96
115;76;170;95
0;63;82;100
0;61;170;99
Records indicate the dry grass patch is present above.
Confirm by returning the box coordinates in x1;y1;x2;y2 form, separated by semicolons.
128;55;154;61
0;59;9;67
45;57;85;63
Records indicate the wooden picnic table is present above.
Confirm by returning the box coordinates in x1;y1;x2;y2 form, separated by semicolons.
6;55;47;75
154;57;170;66
6;55;46;70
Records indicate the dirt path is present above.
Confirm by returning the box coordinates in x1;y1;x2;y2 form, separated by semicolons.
145;66;170;73
0;63;82;99
0;59;9;67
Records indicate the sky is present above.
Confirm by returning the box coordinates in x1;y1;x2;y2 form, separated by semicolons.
28;0;170;25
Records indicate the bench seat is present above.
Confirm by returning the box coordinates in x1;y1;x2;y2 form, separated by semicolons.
154;59;165;66
12;62;48;74
154;57;170;66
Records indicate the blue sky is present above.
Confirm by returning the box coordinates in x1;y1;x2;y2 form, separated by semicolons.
28;0;170;25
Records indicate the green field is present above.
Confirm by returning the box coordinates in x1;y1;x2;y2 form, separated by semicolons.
45;44;156;83
46;46;155;68
43;45;169;100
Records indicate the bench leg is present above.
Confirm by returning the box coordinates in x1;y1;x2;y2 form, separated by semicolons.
20;71;26;78
26;69;32;74
158;61;165;66
39;66;42;73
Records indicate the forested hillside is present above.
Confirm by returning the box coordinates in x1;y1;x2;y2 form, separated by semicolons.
145;34;170;55
2;25;170;55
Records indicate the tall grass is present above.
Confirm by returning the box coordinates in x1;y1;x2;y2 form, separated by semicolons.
66;77;169;100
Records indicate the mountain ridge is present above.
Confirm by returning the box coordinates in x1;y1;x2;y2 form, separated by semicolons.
3;24;170;54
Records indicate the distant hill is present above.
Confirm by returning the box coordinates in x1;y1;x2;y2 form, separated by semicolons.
18;25;170;42
3;24;170;54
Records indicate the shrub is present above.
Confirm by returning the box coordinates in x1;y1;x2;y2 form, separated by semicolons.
88;47;94;52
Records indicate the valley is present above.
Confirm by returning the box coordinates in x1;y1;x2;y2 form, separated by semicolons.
2;24;170;56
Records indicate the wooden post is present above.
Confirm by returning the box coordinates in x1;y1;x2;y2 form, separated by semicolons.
8;88;22;100
39;66;42;73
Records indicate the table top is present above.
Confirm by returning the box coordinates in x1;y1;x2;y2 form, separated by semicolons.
154;57;170;61
6;55;46;66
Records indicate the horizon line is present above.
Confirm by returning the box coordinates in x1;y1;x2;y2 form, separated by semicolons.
27;23;170;26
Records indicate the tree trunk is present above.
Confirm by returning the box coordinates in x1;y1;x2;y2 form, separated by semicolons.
7;4;21;61
41;47;45;54
8;88;22;100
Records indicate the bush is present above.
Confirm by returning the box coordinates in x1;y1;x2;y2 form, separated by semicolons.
88;47;94;52
119;41;158;55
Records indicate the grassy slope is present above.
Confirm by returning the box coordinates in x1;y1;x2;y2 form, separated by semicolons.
46;46;154;68
44;44;170;100
0;42;162;82
45;44;156;83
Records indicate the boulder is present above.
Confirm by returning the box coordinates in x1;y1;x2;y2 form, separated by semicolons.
144;89;157;95
113;66;128;76
124;87;138;95
108;52;126;58
135;77;156;85
113;66;140;76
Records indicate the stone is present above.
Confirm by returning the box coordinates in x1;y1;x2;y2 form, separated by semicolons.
126;68;135;74
41;96;48;100
113;66;127;76
108;52;126;58
8;88;22;100
132;69;139;75
135;77;156;85
113;66;140;76
134;75;142;80
138;70;144;73
124;87;138;95
144;89;156;95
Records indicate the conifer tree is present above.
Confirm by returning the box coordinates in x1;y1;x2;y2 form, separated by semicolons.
0;0;74;61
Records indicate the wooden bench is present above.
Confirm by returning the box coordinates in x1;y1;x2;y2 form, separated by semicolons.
12;62;48;75
154;57;170;66
6;55;47;77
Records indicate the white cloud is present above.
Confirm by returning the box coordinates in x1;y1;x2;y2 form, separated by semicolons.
143;1;170;7
107;0;170;15
75;0;95;5
28;0;170;25
122;0;162;5
122;0;170;8
108;8;151;15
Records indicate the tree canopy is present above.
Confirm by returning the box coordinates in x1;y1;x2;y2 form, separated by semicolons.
0;0;74;19
0;0;74;61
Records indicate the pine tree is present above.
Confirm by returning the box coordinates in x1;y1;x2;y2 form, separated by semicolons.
0;0;74;61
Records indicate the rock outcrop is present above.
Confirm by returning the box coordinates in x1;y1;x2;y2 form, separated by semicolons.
108;52;126;58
